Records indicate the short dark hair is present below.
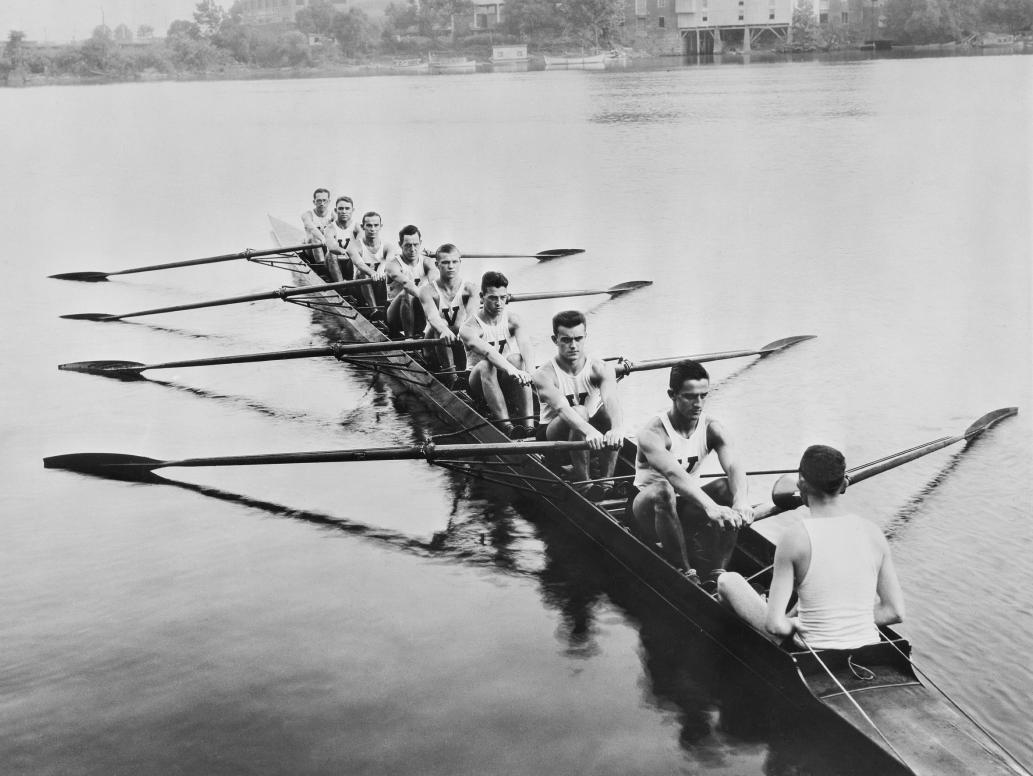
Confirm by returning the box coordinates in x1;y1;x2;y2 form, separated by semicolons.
799;445;847;495
335;196;353;208
481;271;509;292
398;224;421;242
361;211;381;225
313;188;330;200
436;243;459;259
552;310;586;334
669;359;710;392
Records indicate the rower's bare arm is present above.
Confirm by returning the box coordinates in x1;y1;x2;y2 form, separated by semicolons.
351;249;376;278
461;283;478;320
595;360;624;445
765;529;803;639
420;288;454;341
533;367;601;444
639;423;741;528
873;533;905;626
711;421;753;522
508;311;535;377
301;212;324;242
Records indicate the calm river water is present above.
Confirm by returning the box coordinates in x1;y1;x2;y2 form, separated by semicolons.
1;52;1031;775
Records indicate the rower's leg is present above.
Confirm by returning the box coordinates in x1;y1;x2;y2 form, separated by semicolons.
545;406;591;481
589;406;618;481
386;295;406;337
425;342;457;388
633;481;693;572
359;278;380;316
716;572;780;642
500;353;533;433
678;478;739;579
469;361;511;426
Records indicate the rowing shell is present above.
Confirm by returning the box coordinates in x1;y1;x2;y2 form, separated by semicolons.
267;215;1021;776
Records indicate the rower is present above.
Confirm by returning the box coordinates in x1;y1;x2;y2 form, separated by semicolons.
630;359;752;589
352;211;391;313
322;196;361;282
458;271;534;439
385;225;437;338
717;445;905;647
300;188;333;244
418;244;478;387
533;310;623;499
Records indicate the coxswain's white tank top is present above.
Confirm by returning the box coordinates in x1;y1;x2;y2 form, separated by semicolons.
796;516;881;649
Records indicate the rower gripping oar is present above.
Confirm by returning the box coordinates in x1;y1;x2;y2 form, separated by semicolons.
49;243;316;282
60;279;375;322
59;338;445;380
759;407;1018;516
509;280;652;303
44;440;595;482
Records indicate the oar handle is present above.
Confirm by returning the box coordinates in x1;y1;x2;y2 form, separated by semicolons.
108;243;315;277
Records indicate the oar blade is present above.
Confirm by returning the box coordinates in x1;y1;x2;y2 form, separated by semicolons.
963;407;1018;439
606;280;653;296
43;453;165;482
60;313;119;321
536;248;585;260
758;335;817;354
49;271;111;282
59;360;147;380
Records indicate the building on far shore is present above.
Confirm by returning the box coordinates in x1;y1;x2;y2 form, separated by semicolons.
238;0;350;25
470;0;505;31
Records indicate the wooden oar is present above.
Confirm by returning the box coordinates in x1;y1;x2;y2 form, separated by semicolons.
49;243;316;283
761;407;1018;515
615;335;816;377
458;248;584;261
60;333;814;381
59;339;444;380
43;440;594;482
509;280;652;302
60;279;374;322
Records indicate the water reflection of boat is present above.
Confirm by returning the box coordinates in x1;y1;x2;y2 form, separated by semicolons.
428;54;477;74
264;216;1023;776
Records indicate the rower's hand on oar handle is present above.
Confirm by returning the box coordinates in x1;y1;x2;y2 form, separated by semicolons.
508;368;533;386
602;429;623;449
437;330;458;344
733;502;756;525
708;504;746;530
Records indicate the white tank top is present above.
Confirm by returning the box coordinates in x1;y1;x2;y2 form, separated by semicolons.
539;357;602;424
323;220;354;255
465;313;519;368
633;411;710;489
385;254;428;300
303;209;333;232
358;239;390;272
425;279;469;335
797;516;881;649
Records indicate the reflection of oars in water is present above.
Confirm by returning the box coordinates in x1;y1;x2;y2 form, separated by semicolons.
59;280;653;323
49;245;588;283
57;334;815;382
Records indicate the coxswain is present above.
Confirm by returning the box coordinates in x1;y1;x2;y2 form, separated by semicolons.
533;310;624;498
458;271;535;439
418;244;478;386
322;196;361;282
631;359;753;589
384;224;437;337
717;445;905;647
351;211;392;313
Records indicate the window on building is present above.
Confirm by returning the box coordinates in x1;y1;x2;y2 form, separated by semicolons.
819;11;828;22
842;11;849;22
769;11;775;18
701;14;707;21
738;13;744;20
635;0;646;15
658;0;666;7
659;15;665;26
